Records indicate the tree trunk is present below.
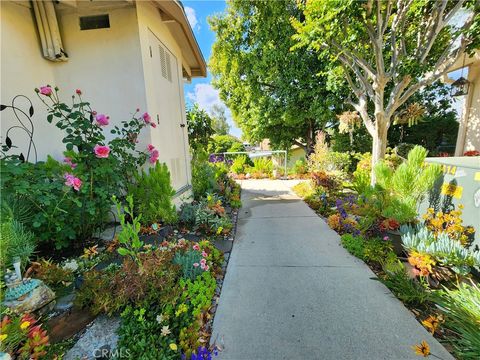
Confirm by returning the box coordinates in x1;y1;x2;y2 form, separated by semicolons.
370;116;389;185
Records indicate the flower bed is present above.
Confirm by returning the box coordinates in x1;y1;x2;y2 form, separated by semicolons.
0;87;243;359
294;141;480;359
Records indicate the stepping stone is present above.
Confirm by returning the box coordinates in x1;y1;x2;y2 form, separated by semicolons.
64;315;120;360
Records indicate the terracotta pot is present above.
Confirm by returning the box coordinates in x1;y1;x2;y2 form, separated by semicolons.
386;229;404;256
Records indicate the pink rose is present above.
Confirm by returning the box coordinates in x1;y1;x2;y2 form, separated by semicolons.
64;173;82;191
95;114;109;126
76;89;82;95
147;144;155;152
193;263;199;268
39;86;52;96
204;265;209;271
200;258;206;266
192;244;200;251
94;145;110;158
149;149;159;164
142;112;151;123
383;236;389;241
63;157;77;169
201;251;207;258
150;122;157;128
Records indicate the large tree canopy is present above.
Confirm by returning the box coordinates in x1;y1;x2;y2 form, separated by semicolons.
209;0;346;154
293;0;478;180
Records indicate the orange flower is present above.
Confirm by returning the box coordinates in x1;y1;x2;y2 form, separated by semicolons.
412;340;430;357
422;315;441;334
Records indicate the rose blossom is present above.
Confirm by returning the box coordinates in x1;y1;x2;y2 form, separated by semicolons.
76;89;82;95
64;173;82;191
201;251;207;258
142;112;151;123
193;263;199;268
204;265;209;271
149;149;159;164
94;145;110;158
147;144;155;152
39;86;52;96
95;114;109;126
192;244;200;251
200;258;206;266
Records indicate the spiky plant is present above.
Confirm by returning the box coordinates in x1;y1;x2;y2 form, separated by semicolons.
432;283;480;359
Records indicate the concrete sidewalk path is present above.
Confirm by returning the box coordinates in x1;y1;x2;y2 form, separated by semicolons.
211;180;453;360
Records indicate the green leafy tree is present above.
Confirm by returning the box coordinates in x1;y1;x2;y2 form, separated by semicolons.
210;104;230;135
186;104;215;151
293;0;478;182
209;0;346;154
208;134;244;154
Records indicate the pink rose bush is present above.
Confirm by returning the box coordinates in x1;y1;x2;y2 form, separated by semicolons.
39;86;53;96
94;145;110;158
95;114;109;126
64;173;82;191
147;144;159;164
30;86;162;248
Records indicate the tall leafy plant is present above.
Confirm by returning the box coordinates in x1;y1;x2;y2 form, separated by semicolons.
374;146;441;223
128;162;177;225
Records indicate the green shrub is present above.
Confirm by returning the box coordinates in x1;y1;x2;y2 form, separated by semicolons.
191;153;218;200
113;195;144;265
340;234;365;260
432;283;480;359
128;162;177;225
0;220;36;272
231;155;248;174
179;203;197;226
173;248;205;280
249;157;273;176
292;158;308;175
374;146;441;224
380;263;430;307
292;181;314;198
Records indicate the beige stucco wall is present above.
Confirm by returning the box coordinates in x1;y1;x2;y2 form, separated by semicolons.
1;1;193;194
1;1;61;160
136;0;192;189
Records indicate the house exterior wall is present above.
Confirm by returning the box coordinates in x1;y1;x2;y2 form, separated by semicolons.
1;1;193;198
136;0;192;191
458;62;480;154
1;1;61;159
1;1;146;160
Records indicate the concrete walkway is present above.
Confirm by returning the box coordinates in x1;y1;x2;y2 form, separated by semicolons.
211;180;453;360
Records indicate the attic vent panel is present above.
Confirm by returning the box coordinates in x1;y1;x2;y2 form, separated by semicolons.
159;46;167;78
80;15;110;30
158;45;172;82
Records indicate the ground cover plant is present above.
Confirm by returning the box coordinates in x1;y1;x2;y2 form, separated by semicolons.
298;144;479;358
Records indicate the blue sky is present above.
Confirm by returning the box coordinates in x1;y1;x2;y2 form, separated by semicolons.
182;1;242;138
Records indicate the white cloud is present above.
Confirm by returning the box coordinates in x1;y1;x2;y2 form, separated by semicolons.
187;83;242;138
184;7;199;31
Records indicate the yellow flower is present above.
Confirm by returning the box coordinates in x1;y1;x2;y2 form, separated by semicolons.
0;334;7;341
412;340;430;357
169;343;178;351
20;321;30;330
458;204;464;209
422;315;441;334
